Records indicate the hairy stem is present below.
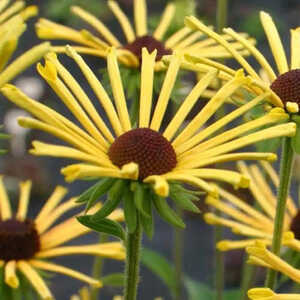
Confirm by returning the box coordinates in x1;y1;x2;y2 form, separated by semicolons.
124;215;142;300
173;207;184;300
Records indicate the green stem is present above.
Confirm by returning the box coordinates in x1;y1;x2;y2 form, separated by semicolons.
124;214;142;300
265;137;295;289
241;255;256;300
214;223;224;300
173;207;184;300
216;0;228;34
91;233;108;300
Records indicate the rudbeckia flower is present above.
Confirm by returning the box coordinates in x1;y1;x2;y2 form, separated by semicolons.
0;0;50;87
0;46;296;227
247;242;300;300
184;13;300;112
204;161;300;252
0;176;124;300
35;0;254;70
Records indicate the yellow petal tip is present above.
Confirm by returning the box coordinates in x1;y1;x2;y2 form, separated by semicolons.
216;241;230;251
5;276;19;289
286;101;299;113
203;213;217;225
121;162;139;180
144;175;169;197
282;231;295;243
248;288;274;299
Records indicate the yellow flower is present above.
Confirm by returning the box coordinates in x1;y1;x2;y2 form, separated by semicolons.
184;13;300;112
204;161;300;252
247;242;300;300
70;287;163;300
35;0;254;70
0;0;50;87
0;47;296;199
0;176;124;300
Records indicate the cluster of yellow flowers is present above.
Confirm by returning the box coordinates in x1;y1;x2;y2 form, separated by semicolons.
2;0;300;299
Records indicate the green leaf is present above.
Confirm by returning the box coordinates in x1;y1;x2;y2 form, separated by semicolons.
76;178;116;203
134;183;150;218
91;180;127;221
170;184;200;213
123;188;137;233
140;198;154;239
141;248;176;295
255;137;281;153
184;277;213;300
292;122;300;154
101;273;124;287
77;215;125;240
184;277;241;300
153;196;185;229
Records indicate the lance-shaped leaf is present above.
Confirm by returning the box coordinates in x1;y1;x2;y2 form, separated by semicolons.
124;188;137;233
133;183;150;218
140;196;154;239
77;215;125;240
170;184;200;213
76;178;116;203
153;195;185;229
92;179;127;221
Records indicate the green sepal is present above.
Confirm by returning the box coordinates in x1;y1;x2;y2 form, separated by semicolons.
153;195;185;229
292;116;300;154
139;197;154;239
77;215;125;240
123;188;137;234
76;178;116;204
91;179;127;221
101;273;125;287
170;184;200;213
133;183;150;218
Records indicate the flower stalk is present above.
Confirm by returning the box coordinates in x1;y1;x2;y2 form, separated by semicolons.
216;0;228;34
173;206;184;300
124;214;143;300
265;137;295;289
241;257;256;300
